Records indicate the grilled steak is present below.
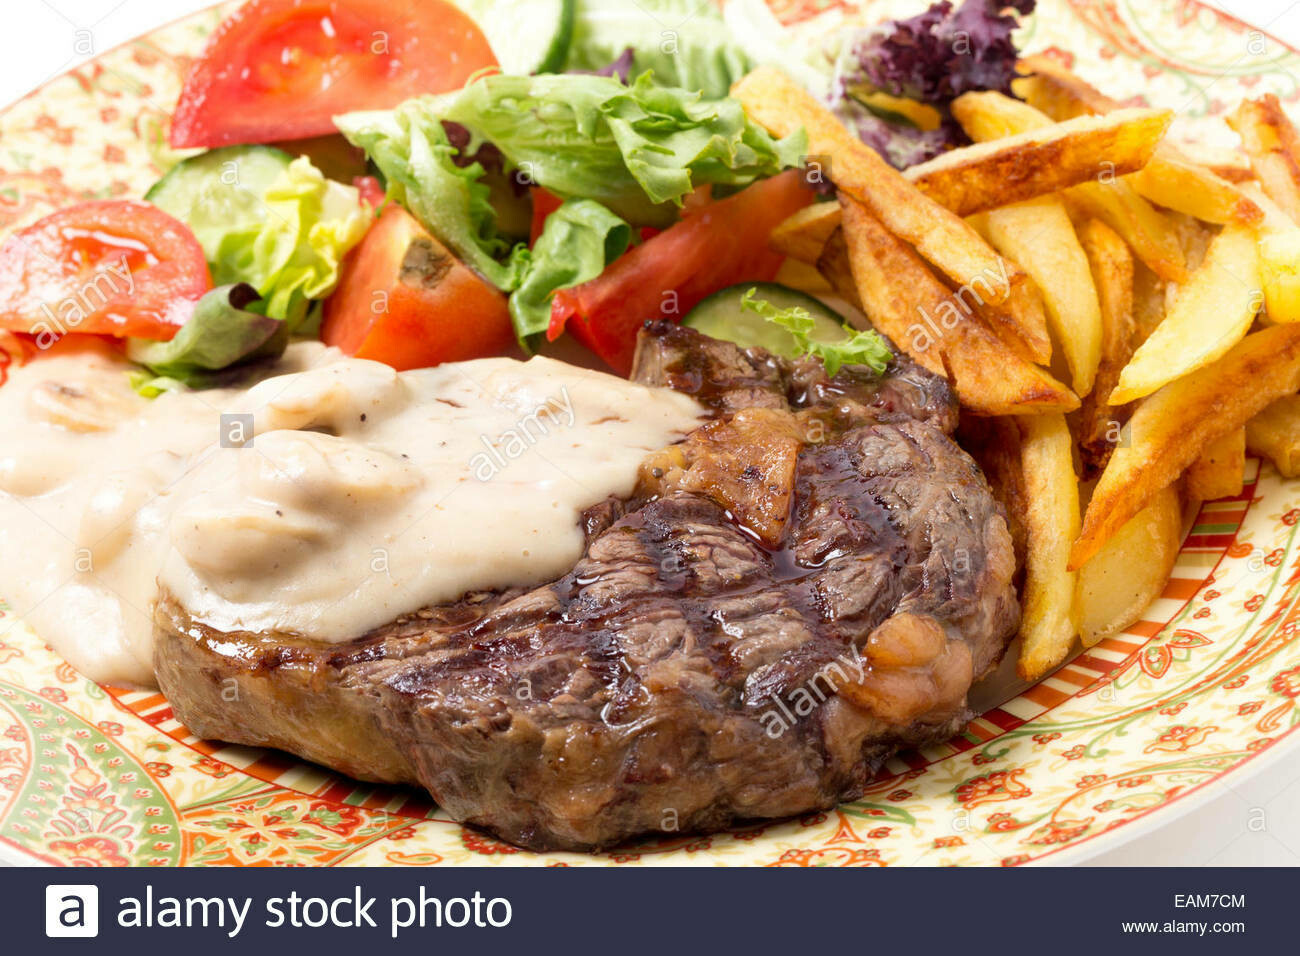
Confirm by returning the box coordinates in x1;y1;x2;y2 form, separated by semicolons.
154;322;1018;851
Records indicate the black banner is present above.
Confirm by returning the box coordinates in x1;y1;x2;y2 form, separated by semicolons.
1;865;1283;953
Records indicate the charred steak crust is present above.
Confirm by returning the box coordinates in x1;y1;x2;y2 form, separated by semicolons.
154;323;1018;851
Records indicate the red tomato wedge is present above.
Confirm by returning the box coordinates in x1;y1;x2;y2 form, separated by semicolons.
0;200;212;343
322;204;514;371
548;171;814;375
170;0;498;148
529;187;564;246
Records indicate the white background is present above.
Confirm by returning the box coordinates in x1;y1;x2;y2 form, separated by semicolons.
2;0;1299;867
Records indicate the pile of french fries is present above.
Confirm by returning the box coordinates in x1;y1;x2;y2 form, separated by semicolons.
733;58;1300;681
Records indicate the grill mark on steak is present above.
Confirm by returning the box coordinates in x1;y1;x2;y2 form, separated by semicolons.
153;322;1018;851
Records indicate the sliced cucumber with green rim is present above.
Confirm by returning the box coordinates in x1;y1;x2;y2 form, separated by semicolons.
453;0;575;75
683;282;850;358
145;145;293;263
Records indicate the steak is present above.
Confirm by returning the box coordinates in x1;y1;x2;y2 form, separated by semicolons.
154;322;1018;851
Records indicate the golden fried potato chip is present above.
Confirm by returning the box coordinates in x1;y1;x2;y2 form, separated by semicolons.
1072;324;1300;569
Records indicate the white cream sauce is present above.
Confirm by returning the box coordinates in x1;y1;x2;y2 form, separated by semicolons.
0;340;704;687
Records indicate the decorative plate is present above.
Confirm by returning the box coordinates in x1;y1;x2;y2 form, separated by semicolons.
3;0;1300;867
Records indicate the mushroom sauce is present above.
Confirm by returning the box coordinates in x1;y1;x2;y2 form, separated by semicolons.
0;340;704;686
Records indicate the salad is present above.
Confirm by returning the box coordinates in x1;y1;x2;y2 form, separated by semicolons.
0;0;1035;384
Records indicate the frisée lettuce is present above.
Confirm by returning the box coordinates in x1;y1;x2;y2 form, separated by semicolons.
740;288;891;377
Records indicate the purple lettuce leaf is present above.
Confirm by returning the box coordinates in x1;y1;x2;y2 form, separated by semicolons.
584;48;637;84
827;0;1035;169
833;105;967;170
846;0;1035;104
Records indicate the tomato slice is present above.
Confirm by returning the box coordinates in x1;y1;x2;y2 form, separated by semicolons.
549;171;814;375
353;175;386;210
0;331;34;387
322;204;514;370
0;200;212;343
170;0;498;149
529;187;565;246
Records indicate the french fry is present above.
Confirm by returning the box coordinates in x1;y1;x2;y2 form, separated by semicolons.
1131;259;1168;343
1227;95;1300;225
1258;229;1300;322
1246;395;1300;477
1016;56;1262;225
1126;154;1264;227
1075;219;1137;471
956;266;1051;365
981;196;1102;395
952;91;1188;281
819;217;944;374
1016;412;1081;680
1239;182;1295;234
770;202;841;263
951;89;1055;141
771;107;1177;265
1109;224;1262;404
957;414;1028;571
941;315;1078;417
732;68;1051;362
1014;54;1121;118
956;213;1055;361
1015;58;1262;226
831;200;1079;415
1200;154;1257;184
734;69;1005;295
773;257;834;297
813;228;863;305
1186;428;1246;502
1063;181;1187;283
1239;184;1300;328
1075;484;1182;646
1071;323;1300;569
902;107;1171;217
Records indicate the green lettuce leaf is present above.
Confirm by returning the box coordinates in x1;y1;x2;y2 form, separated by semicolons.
337;74;805;266
740;288;892;377
565;0;753;98
510;199;631;347
219;157;369;328
158;152;369;331
436;72;805;212
335;103;526;290
126;284;286;394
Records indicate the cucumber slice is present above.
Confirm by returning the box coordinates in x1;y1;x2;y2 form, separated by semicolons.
145;145;293;263
683;282;850;358
453;0;575;75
